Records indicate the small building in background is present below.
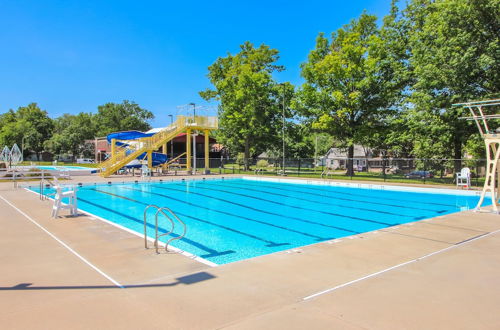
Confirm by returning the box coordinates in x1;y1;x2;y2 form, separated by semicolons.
320;145;372;170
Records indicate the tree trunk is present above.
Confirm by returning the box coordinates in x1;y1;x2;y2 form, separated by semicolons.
346;145;355;176
244;137;250;171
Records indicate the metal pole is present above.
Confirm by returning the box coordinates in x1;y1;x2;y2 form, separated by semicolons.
21;136;25;162
168;115;174;159
192;132;197;174
282;84;285;176
189;103;196;119
314;135;318;171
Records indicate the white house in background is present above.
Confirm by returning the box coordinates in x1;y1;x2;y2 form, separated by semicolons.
319;145;372;170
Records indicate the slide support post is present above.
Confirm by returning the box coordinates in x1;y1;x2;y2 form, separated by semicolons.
204;129;210;174
186;129;192;173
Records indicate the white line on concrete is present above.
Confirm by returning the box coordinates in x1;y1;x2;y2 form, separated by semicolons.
0;194;124;289
303;229;500;301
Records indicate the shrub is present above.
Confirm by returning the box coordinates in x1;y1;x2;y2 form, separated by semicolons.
256;159;269;168
236;153;246;166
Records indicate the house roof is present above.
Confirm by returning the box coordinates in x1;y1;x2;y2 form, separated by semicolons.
325;145;370;158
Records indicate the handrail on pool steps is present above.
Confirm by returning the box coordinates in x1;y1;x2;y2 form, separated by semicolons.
143;205;187;253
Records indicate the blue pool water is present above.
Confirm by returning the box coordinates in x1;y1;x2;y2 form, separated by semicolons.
37;165;92;171
30;178;483;265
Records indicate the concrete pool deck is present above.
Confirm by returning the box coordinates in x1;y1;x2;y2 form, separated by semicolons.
1;174;499;329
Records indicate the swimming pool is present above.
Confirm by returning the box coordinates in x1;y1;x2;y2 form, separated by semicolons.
29;177;484;265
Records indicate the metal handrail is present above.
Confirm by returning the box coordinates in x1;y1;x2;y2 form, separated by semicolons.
154;208;175;253
159;207;187;251
164;152;187;168
143;204;186;253
143;204;160;249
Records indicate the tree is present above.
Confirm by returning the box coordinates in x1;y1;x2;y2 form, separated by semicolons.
45;113;97;160
0;103;54;160
266;123;333;159
200;41;288;169
95;100;154;136
404;0;500;171
297;13;400;175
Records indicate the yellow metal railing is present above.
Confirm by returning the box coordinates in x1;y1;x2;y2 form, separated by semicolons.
164;152;186;168
98;116;218;177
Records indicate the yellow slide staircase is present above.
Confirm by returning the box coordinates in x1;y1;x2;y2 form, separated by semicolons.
98;116;217;177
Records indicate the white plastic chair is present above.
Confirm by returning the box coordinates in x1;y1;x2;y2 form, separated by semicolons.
51;184;78;218
141;165;151;178
456;167;471;189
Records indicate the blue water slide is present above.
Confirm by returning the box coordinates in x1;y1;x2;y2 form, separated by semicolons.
106;131;168;168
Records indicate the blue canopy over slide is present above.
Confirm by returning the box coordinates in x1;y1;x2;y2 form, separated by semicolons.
106;131;168;168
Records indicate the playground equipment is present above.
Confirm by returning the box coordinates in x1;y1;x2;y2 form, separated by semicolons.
98;115;218;177
456;99;500;212
106;131;168;168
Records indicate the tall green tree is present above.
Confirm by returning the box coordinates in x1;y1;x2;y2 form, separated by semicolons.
297;13;401;175
45;113;97;160
200;41;288;169
95;100;154;136
0;103;54;160
404;0;499;170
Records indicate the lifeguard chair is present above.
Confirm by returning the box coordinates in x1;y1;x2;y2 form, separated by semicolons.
455;99;500;212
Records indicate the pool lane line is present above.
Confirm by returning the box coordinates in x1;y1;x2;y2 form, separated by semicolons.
0;194;124;289
189;181;416;219
135;183;357;235
129;185;338;241
116;185;330;241
219;180;448;213
158;183;397;227
240;178;461;208
302;228;500;301
221;180;449;213
148;184;364;232
88;188;289;248
118;185;321;244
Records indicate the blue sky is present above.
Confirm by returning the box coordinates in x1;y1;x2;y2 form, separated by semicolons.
0;0;391;127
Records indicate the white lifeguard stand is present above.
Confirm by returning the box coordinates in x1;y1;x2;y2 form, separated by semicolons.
50;177;78;218
455;99;500;213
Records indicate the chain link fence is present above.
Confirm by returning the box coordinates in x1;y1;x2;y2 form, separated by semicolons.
6;157;487;187
199;157;486;186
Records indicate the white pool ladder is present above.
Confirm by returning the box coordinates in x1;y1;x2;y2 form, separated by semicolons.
143;205;187;253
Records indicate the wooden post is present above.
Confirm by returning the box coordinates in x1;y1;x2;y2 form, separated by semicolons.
186;129;192;173
204;129;210;174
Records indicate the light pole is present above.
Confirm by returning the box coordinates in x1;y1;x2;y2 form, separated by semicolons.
21;135;29;163
282;84;286;176
168;114;174;159
315;135;318;169
189;102;196;117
